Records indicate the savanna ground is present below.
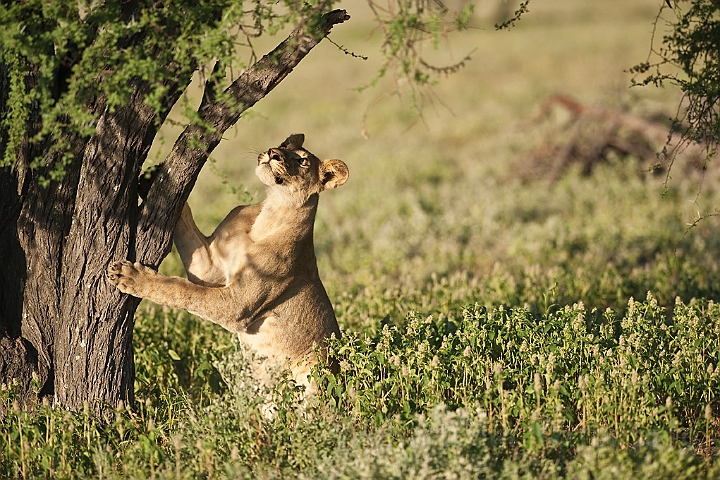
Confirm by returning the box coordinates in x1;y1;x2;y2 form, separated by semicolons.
3;0;720;478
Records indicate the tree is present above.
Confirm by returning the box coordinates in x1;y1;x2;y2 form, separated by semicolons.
0;0;473;411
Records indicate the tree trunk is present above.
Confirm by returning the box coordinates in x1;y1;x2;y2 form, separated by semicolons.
1;86;166;409
0;9;349;411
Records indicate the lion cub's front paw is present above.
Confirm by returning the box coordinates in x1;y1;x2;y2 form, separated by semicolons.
107;261;156;298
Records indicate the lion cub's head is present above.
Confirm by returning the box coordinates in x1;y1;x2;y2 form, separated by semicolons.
256;134;349;206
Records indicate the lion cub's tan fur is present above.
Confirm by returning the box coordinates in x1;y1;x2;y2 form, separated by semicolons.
108;134;348;390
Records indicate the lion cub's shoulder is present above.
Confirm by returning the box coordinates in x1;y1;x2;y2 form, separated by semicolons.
211;202;264;239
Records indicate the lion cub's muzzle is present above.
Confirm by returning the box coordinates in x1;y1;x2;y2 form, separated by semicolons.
268;148;284;162
258;148;287;184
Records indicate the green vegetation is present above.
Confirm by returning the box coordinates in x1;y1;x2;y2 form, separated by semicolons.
3;297;719;478
2;0;720;478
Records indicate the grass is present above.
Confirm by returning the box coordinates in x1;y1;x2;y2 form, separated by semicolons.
3;0;720;477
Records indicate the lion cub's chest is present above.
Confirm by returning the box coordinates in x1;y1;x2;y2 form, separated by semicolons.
206;201;296;284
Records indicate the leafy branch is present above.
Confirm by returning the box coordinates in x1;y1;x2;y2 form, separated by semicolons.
361;0;477;113
631;1;720;164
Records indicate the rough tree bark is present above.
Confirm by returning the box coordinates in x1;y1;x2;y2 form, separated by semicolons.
0;9;349;411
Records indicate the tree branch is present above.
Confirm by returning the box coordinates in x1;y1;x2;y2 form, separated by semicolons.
135;9;350;263
201;9;351;129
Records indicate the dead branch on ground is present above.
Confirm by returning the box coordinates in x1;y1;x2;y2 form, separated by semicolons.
514;95;712;183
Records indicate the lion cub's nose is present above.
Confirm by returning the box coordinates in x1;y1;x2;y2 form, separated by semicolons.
268;148;283;162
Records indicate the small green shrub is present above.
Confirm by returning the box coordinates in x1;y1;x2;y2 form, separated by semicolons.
321;296;719;447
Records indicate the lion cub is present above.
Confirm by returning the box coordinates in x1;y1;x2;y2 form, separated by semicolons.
108;134;348;391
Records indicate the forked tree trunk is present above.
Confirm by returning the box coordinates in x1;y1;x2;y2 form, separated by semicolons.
0;9;349;411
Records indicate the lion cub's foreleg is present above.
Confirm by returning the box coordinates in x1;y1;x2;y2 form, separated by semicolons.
108;261;241;331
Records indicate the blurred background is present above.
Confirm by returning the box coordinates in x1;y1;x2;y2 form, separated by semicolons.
151;0;720;332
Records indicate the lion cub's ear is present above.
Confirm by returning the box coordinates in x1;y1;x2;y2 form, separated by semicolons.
319;159;349;191
280;133;305;149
